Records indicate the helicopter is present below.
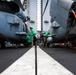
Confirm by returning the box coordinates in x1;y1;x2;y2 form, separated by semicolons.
0;0;30;48
47;0;76;47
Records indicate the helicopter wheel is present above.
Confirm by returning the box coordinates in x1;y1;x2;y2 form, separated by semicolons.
70;40;76;47
0;40;5;48
23;43;31;47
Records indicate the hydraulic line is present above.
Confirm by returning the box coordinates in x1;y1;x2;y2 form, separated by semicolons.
42;0;49;16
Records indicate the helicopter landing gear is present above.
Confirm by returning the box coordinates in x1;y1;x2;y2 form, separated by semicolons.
0;40;5;48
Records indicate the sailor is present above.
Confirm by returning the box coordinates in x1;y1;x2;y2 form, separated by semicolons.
29;27;35;46
43;31;50;47
24;35;32;47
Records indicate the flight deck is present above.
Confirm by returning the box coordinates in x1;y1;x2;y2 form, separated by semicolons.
0;46;75;75
0;0;76;75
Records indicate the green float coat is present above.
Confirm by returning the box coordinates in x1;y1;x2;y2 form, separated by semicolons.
29;29;35;36
43;32;50;37
25;35;31;43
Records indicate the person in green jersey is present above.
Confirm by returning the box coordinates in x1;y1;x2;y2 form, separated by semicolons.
43;31;50;47
29;27;35;46
25;35;32;47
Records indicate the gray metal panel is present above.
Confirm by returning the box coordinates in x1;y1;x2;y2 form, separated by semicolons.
51;0;58;4
0;12;24;39
7;16;14;23
59;0;74;11
58;5;68;20
50;1;58;23
50;21;66;39
50;0;74;30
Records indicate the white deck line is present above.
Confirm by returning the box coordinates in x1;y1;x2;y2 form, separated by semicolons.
0;46;74;75
37;46;74;75
0;47;35;75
